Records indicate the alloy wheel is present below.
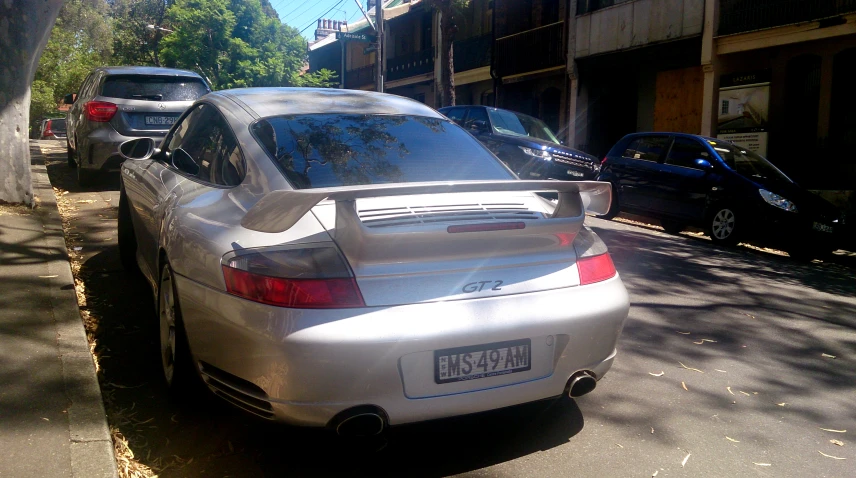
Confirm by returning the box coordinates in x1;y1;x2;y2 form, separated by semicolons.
159;266;177;385
711;208;736;240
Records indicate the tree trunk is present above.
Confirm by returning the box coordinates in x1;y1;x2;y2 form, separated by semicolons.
440;18;456;107
0;0;64;205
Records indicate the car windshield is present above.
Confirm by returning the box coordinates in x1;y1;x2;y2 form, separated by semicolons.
709;140;792;183
252;114;513;189
101;75;209;101
51;119;66;131
487;109;560;144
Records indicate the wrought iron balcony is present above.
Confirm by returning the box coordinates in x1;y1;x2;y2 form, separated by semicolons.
494;21;565;78
387;48;434;82
718;0;856;36
454;33;493;72
344;64;375;89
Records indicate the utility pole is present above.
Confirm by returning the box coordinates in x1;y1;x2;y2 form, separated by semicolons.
375;0;384;93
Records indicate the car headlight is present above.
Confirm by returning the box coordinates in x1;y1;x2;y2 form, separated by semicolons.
519;146;552;160
759;189;798;213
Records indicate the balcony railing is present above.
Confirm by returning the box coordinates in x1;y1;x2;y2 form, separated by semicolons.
719;0;856;35
454;33;492;72
387;48;434;82
495;21;565;78
576;0;633;16
344;64;375;89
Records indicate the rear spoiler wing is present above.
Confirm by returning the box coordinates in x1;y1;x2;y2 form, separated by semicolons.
241;180;612;233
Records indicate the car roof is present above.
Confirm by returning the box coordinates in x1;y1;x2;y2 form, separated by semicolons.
622;132;719;142
213;88;445;119
95;66;203;78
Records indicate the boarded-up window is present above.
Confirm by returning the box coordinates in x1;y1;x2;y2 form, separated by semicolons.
653;66;704;134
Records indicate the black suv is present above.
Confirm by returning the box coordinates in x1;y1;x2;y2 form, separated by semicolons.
438;106;599;180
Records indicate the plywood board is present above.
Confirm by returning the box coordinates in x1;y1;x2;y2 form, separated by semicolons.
653;66;704;133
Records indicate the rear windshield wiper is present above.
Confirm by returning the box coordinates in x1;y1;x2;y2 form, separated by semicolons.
131;94;163;101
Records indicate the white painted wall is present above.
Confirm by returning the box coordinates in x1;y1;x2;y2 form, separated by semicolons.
575;0;704;58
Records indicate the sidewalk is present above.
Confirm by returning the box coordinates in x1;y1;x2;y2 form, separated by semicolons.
0;143;117;477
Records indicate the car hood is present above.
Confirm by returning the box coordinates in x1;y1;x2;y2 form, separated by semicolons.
495;134;596;162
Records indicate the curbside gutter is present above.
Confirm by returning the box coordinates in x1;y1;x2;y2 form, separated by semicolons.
30;144;119;478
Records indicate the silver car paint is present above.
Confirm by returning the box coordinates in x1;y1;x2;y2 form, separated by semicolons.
121;88;630;426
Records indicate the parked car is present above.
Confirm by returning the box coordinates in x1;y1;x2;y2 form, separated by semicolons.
438;105;600;181
117;88;629;435
597;132;843;258
39;118;67;140
64;66;210;187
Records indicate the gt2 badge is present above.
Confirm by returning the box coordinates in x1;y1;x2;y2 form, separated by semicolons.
462;281;503;293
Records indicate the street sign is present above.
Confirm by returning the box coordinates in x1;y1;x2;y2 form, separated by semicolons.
336;31;376;43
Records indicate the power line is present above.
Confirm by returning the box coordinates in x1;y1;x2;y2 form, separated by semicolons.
283;0;335;23
299;0;347;34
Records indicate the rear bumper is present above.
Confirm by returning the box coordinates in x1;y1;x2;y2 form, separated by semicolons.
174;274;630;427
81;128;165;172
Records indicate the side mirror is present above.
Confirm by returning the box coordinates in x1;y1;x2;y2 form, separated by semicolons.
694;158;714;170
119;138;158;161
171;148;199;176
63;93;75;105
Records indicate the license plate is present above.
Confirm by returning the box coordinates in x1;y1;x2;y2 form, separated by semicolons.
435;339;531;384
145;116;176;126
567;169;584;177
812;222;834;234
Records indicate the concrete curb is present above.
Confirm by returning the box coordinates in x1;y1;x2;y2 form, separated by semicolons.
30;144;119;478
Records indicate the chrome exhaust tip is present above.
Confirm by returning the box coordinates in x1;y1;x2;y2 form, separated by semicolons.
332;407;387;437
568;371;597;398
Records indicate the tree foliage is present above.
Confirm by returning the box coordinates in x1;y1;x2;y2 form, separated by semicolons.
110;0;174;66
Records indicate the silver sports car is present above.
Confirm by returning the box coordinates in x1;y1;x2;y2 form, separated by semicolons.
117;88;629;436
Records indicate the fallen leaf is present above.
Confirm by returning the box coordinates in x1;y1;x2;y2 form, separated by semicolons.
820;428;847;433
228;441;234;453
652;472;658;477
818;451;846;460
651;427;655;434
753;463;771;466
830;440;844;447
744;313;755;319
649;371;665;377
170;414;179;423
682;381;688;391
73;247;82;251
726;436;740;443
676;331;691;335
681;453;691;467
38;275;58;278
727;387;734;395
679;361;704;373
41;417;50;421
821;353;836;359
701;339;717;343
777;403;787;407
715;369;727;373
616;443;624;448
693;340;705;345
740;391;751;396
76;200;96;204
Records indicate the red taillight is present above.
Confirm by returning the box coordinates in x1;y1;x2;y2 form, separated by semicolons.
578;253;616;285
222;266;365;309
601;156;608;165
85;101;118;122
44;120;53;136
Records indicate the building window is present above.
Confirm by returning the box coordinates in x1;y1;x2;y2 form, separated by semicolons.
721;100;729;115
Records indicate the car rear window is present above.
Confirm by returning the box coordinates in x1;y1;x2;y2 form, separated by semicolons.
51;119;66;131
100;75;209;102
251;114;513;189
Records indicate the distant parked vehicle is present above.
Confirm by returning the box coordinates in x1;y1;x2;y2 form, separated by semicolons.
64;66;210;187
439;105;600;181
597;132;844;259
39;118;67;140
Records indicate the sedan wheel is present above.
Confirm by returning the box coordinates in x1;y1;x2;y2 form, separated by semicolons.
709;207;739;246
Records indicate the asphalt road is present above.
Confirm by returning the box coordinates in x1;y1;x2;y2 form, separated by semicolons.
39;141;856;477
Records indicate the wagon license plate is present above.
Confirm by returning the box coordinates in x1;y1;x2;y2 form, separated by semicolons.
812;222;833;234
435;339;531;384
567;169;584;177
145;115;176;126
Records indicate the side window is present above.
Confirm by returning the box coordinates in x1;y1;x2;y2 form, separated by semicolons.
444;107;466;125
665;137;711;169
622;136;671;162
164;104;245;186
463;107;489;130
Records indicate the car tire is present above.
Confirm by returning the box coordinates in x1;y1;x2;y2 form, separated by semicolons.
661;220;685;235
597;185;620;220
157;261;200;397
118;189;139;274
67;141;77;168
708;205;740;246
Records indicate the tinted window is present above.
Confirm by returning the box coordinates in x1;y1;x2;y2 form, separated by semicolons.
665;137;710;169
464;107;489;130
487;109;560;144
101;75;209;101
443;107;466;125
623;136;671;162
252;114;512;189
165;104;245;186
710;140;791;183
